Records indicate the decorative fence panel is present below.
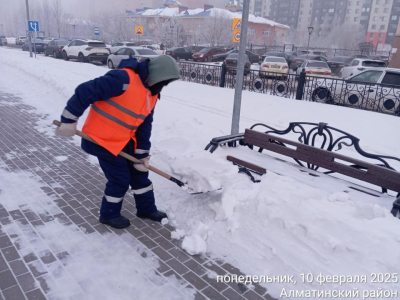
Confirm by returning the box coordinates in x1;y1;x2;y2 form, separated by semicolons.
178;61;400;117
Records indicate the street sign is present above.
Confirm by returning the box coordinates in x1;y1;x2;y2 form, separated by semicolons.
135;26;144;36
232;18;242;30
94;27;100;36
233;30;241;43
28;21;39;32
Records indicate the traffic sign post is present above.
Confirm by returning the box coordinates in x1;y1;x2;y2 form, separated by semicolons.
231;0;250;135
94;27;100;36
135;26;144;36
232;18;242;30
233;30;241;43
28;20;39;58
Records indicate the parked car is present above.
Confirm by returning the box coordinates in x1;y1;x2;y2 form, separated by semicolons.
212;49;261;64
261;51;289;63
224;53;251;75
62;39;109;64
44;39;70;58
284;51;299;68
339;59;387;78
42;37;55;45
35;37;45;41
291;55;328;71
299;50;327;57
327;56;353;76
311;69;400;115
165;47;193;61
16;36;27;45
107;47;158;69
369;55;390;65
192;47;226;62
296;60;332;77
22;41;45;53
259;56;289;78
0;35;7;45
140;45;164;55
110;41;136;54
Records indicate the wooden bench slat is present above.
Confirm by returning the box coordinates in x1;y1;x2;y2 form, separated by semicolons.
244;129;400;193
227;156;267;175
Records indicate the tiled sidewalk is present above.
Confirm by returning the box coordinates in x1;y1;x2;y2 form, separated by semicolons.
0;92;277;300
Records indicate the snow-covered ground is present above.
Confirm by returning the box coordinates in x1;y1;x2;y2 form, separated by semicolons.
1;47;400;299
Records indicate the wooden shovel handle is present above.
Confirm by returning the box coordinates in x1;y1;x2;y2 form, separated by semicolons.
53;120;173;180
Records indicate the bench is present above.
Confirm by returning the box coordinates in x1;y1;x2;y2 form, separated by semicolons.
205;122;400;218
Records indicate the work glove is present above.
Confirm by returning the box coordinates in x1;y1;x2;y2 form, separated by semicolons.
134;156;150;172
55;122;77;137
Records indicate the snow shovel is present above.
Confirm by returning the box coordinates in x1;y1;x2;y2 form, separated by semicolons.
53;120;221;195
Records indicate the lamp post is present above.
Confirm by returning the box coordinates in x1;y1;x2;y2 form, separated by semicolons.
307;26;314;54
1;24;3;35
73;24;76;38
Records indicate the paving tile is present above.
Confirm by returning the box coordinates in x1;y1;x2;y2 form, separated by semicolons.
154;236;175;251
36;274;55;294
252;283;267;297
182;271;208;290
243;290;266;300
152;246;173;262
184;259;207;277
74;207;91;217
0;236;12;249
38;213;54;223
202;286;228;300
66;200;82;209
203;261;227;276
84;215;99;226
2;284;26;300
68;214;85;225
9;259;29;276
168;247;191;263
125;226;144;238
27;260;48;278
1;246;20;262
166;258;190;276
30;220;44;228
37;250;56;265
201;273;229;292
137;236;157;249
221;263;246;276
59;206;75;216
227;281;248;295
16;272;37;293
78;223;95;234
141;226;161;239
55;251;70;267
264;294;278;300
25;288;46;300
0;209;9;219
8;210;25;221
53;199;68;208
0;254;8;272
53;214;70;225
93;224;111;235
157;227;172;239
156;260;171;274
163;269;187;285
222;288;247;300
0;269;18;290
130;217;147;229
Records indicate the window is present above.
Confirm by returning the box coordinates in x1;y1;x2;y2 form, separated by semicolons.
346;16;350;21
380;24;385;30
378;33;384;39
381;73;400;86
300;10;303;14
248;28;256;35
376;0;382;3
351;60;360;66
372;24;377;29
355;9;359;13
354;17;359;21
357;1;361;5
350;70;383;83
347;9;351;13
392;15;398;20
348;0;352;5
370;32;375;37
329;8;335;12
116;48;126;55
69;41;76;46
373;16;378;21
380;16;387;21
375;8;379;13
263;30;270;36
322;8;327;12
385;0;390;3
384;8;389;13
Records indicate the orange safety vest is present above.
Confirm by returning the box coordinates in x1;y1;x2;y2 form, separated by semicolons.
82;68;158;156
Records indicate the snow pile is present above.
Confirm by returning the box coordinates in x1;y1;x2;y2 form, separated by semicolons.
54;156;68;162
182;234;207;255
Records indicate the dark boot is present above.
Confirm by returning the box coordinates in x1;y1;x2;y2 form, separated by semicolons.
136;210;168;223
99;215;130;229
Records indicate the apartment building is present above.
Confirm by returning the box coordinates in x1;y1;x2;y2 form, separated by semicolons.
269;0;302;29
249;0;271;17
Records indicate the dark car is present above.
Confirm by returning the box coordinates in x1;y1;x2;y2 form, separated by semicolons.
212;49;261;64
224;53;251;75
284;51;299;68
22;41;45;53
261;51;289;63
327;56;353;75
290;55;328;71
165;47;193;61
44;39;70;58
192;47;226;62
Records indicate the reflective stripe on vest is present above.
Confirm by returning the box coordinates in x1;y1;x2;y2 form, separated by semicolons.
81;68;158;156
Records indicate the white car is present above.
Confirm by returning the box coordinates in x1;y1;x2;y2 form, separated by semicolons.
107;47;159;69
339;59;386;78
16;36;27;45
110;41;136;54
311;69;400;115
62;39;109;64
141;45;165;55
259;56;289;78
296;60;332;77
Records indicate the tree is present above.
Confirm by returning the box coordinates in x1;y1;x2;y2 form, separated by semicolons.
200;10;232;47
52;0;64;38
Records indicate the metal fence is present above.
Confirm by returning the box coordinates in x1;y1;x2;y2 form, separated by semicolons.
178;61;400;117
